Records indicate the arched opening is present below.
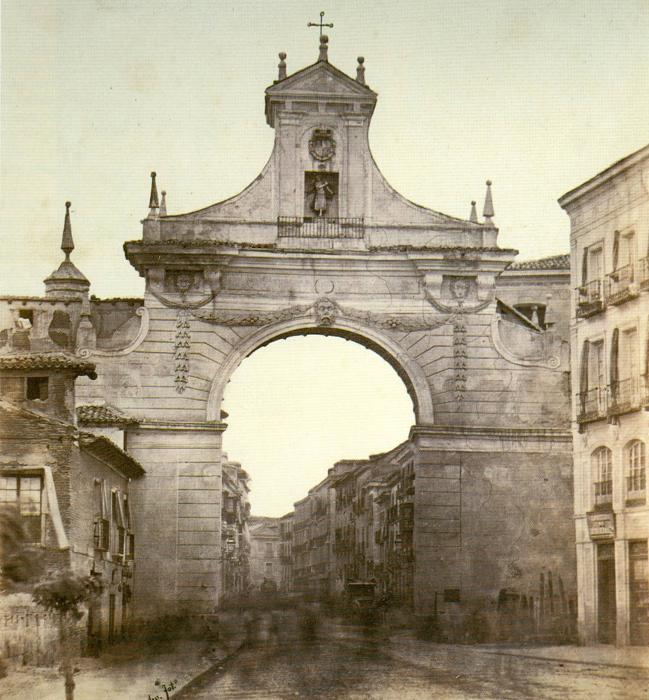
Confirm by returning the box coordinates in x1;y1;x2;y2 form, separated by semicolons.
220;333;416;516
207;317;434;425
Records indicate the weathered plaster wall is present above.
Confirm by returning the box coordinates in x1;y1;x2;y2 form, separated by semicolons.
412;427;575;638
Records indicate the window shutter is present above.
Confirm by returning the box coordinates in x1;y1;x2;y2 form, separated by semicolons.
581;247;588;286
115;490;126;529
612;230;620;271
580;340;590;395
610;328;619;396
101;480;110;519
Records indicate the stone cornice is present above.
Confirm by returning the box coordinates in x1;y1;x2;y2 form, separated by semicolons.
410;424;572;452
133;420;228;433
558;144;649;209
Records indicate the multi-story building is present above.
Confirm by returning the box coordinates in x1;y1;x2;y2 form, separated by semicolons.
0;224;146;654
248;516;282;591
278;512;293;592
291;497;311;594
221;457;251;599
559;144;649;646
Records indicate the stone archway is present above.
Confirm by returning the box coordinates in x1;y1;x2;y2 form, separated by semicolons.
206;316;434;425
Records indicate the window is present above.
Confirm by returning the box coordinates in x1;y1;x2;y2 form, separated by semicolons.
265;542;274;557
123;495;131;530
588;246;603;282
117;527;126;557
592;447;613;505
621;328;640;381
127;533;135;561
94;480;110;551
94;519;110;551
26;377;48;401
617;231;636;270
627;441;646;496
18;309;34;325
589;340;606;390
0;475;43;543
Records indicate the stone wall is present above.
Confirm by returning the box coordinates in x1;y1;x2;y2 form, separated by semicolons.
412;426;576;641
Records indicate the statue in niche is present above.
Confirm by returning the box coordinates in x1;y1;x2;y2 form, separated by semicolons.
310;176;334;218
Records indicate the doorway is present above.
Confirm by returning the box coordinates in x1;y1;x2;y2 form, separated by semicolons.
108;594;116;643
629;540;648;645
597;543;616;643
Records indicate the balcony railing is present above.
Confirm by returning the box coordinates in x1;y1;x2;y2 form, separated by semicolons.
605;264;639;305
576;280;604;318
577;387;608;423
278;216;365;239
609;376;647;416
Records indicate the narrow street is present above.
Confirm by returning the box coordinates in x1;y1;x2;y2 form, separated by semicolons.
176;631;649;700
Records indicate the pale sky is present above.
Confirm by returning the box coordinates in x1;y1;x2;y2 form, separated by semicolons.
222;336;414;516
2;1;648;515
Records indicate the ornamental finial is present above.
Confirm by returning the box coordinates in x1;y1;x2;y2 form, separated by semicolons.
160;190;167;216
278;52;287;80
61;201;74;261
356;57;365;85
319;34;329;62
148;171;159;216
469;200;478;223
483;180;495;226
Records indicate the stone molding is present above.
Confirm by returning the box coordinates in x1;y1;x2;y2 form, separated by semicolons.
133;420;227;433
410;424;572;453
191;297;456;333
206;315;435;424
490;315;562;370
78;307;150;358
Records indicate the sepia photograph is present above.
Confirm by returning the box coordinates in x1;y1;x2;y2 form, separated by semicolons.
0;1;648;697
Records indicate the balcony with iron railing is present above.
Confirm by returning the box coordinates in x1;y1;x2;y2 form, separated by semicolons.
608;376;648;416
605;263;639;305
277;216;365;239
576;279;605;318
577;386;608;423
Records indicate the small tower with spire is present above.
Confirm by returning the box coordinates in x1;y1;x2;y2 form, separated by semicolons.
44;202;90;300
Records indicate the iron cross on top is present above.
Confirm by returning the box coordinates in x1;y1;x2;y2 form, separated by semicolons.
308;11;333;38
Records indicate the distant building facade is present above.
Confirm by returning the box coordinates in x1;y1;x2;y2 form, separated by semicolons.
278;512;293;592
560;145;649;646
221;457;251;598
248;517;282;591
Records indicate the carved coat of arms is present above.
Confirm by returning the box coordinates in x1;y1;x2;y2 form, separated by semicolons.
309;128;336;161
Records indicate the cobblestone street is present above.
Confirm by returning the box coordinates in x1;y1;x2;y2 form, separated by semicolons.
177;630;649;700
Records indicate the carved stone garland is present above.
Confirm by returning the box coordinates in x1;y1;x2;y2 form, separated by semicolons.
452;317;468;402
174;310;191;393
191;297;458;333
